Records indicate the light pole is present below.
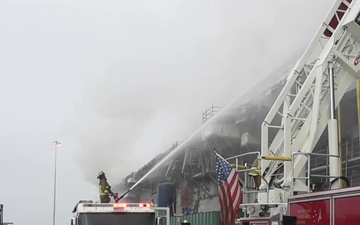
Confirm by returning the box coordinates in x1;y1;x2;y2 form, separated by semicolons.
52;141;61;225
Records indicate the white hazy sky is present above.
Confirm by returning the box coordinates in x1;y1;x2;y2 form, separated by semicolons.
0;0;334;224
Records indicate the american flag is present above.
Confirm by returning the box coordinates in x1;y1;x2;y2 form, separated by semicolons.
215;153;242;225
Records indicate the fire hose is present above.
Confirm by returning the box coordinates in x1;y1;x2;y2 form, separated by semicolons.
112;190;130;203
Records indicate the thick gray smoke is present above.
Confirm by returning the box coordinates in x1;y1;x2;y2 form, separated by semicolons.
65;0;334;185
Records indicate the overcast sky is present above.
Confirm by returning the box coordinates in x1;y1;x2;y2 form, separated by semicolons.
0;0;334;224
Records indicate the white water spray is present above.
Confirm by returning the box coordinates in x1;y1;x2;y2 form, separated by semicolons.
123;72;283;195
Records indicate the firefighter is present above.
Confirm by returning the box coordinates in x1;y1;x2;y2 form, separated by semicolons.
97;171;113;203
248;159;261;189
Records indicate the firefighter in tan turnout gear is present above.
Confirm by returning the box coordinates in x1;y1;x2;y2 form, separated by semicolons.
97;171;114;203
248;159;261;189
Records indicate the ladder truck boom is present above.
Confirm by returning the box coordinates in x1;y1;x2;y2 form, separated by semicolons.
261;0;357;192
234;0;360;223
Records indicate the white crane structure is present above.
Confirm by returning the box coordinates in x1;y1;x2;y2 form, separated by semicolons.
234;0;360;219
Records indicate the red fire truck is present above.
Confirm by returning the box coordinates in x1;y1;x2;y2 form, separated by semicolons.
288;186;360;225
237;186;360;225
71;201;170;225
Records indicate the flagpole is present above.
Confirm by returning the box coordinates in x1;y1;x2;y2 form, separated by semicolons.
212;147;227;161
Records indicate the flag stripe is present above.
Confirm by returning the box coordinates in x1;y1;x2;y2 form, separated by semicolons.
216;153;243;225
232;181;241;210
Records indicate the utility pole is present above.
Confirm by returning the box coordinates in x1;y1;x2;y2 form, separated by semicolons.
52;141;61;225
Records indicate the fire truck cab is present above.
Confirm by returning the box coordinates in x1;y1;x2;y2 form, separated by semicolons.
71;200;170;225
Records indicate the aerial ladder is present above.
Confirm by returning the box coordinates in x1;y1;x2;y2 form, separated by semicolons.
234;0;360;222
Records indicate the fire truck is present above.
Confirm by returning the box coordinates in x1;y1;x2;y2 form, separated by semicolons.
226;0;360;224
71;201;170;225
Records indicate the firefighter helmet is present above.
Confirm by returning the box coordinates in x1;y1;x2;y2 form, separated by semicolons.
97;171;105;179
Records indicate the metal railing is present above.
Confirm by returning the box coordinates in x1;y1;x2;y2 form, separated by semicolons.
309;138;360;186
202;104;221;123
291;152;341;194
226;152;271;217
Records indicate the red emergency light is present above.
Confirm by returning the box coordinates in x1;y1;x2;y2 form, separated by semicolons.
138;203;151;207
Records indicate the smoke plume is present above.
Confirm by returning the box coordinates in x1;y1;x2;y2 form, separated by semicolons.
65;0;334;185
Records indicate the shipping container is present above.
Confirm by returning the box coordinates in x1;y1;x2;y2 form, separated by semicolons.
170;211;220;225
